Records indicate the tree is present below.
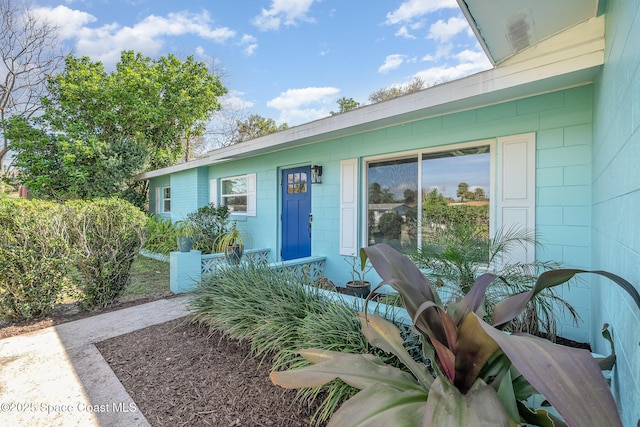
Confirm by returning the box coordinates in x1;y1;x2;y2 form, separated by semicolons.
0;0;67;183
368;182;395;204
232;114;288;144
368;77;426;103
42;51;226;169
456;182;469;201
9;51;227;203
7;117;150;201
330;97;360;115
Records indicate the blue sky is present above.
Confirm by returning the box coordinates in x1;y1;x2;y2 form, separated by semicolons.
33;0;492;127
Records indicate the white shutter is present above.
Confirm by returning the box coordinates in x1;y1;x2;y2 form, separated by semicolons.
246;173;257;216
340;159;359;256
209;179;217;205
496;132;536;264
155;187;162;213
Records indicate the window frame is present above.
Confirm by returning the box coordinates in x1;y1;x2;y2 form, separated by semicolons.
362;140;496;250
218;173;257;217
157;186;171;214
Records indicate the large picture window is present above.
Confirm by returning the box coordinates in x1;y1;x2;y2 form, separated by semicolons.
366;144;491;252
367;157;418;251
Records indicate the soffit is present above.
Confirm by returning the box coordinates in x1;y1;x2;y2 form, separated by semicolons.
457;0;600;65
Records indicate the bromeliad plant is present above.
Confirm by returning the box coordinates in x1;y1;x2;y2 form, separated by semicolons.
271;243;640;427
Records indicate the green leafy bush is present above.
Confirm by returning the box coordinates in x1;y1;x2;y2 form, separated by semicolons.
413;224;577;339
66;198;146;309
0;198;73;320
143;215;182;255
186;203;230;253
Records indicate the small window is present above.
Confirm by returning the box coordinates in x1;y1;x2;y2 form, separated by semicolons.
221;176;248;213
287;172;308;194
159;186;171;213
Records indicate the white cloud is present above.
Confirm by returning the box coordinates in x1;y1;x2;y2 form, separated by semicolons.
222;90;255;111
32;5;96;40
267;86;340;124
252;0;317;31
34;7;236;67
428;16;469;43
395;26;416;39
378;54;406;74
414;48;491;84
239;34;258;56
385;0;458;25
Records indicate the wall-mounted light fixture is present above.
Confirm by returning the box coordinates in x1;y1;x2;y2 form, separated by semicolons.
311;165;323;184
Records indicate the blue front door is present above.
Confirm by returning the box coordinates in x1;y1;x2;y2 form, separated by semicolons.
281;166;312;260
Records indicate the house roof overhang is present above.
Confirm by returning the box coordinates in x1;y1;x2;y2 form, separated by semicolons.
457;0;602;65
136;11;604;181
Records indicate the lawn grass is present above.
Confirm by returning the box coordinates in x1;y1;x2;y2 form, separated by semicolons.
120;255;172;301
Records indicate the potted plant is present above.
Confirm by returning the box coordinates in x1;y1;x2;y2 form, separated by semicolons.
176;222;195;252
216;222;245;264
344;252;372;298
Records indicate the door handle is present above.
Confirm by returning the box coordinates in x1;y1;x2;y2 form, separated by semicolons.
308;213;313;238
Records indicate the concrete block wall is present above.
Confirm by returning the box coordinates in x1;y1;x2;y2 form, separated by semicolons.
169;167;209;222
592;0;640;425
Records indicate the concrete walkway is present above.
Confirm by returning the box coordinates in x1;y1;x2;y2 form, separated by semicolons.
0;297;189;427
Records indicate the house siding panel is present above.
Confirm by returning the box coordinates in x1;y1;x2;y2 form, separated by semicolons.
592;0;640;424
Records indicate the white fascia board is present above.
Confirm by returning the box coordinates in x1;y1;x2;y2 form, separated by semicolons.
136;17;604;182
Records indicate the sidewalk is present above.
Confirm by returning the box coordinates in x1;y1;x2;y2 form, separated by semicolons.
0;297;189;427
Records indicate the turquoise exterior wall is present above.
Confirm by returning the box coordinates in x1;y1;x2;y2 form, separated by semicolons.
149;175;170;219
592;0;640;424
169;167;209;221
148;85;596;341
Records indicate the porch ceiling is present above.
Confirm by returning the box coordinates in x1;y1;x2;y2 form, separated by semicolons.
457;0;601;65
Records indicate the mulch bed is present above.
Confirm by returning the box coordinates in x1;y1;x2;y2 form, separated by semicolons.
96;318;325;427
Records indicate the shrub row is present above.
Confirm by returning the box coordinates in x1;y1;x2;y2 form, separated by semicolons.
187;264;413;423
0;197;146;320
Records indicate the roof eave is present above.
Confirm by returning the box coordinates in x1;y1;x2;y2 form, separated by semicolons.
136;16;604;181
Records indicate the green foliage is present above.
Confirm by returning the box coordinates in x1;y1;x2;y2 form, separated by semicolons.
8;51;227;203
233;114;289;144
143;215;183;255
0;198;73;320
330;97;360;115
272;245;638;426
413;224;577;339
378;212;403;239
187;264;409;423
66;198;147;309
7;117;150;201
186;203;230;253
423;199;489;235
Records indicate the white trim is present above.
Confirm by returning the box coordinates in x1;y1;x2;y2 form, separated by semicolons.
339;159;359;256
219;173;256;216
156;186;171;214
209;179;217;205
363;139;496;250
496;132;536;264
246;173;257;217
